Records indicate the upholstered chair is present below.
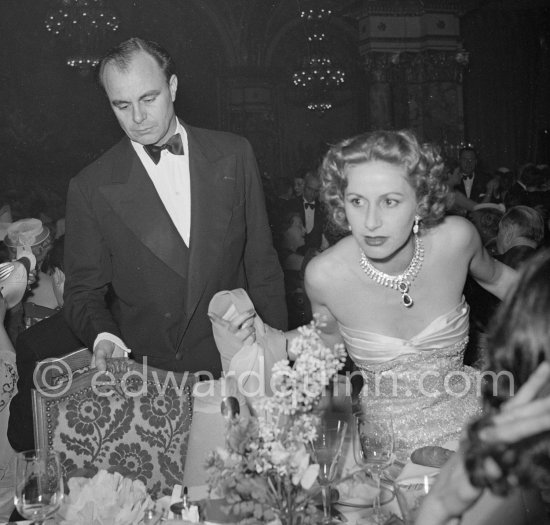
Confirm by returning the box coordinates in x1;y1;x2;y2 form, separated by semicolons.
32;348;195;498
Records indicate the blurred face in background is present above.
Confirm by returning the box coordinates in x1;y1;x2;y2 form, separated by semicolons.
283;215;306;251
293;177;305;197
303;177;321;203
459;150;477;176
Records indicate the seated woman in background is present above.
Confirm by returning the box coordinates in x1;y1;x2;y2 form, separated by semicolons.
23;235;65;327
0;294;19;520
417;250;550;525
482;167;514;205
275;211;317;329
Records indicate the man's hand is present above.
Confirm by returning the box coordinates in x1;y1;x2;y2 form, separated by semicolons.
92;339;128;372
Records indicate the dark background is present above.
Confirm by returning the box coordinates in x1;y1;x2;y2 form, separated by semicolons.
0;0;548;222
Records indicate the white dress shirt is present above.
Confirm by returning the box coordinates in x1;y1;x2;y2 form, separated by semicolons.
304;199;315;234
131;121;191;246
463;174;474;199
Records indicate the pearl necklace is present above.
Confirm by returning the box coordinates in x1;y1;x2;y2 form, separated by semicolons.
359;235;424;308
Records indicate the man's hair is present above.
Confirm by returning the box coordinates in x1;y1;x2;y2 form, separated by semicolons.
459;145;476;158
499;205;545;245
97;37;176;89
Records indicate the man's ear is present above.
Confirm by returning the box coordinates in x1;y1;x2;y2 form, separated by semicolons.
169;74;178;102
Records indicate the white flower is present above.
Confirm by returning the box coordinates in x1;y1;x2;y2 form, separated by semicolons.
58;470;153;525
270;442;290;465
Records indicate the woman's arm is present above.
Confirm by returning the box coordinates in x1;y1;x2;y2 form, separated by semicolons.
466;221;518;300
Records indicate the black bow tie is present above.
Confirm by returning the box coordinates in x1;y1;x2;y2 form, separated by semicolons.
143;133;184;164
463;174;474;181
304;202;316;210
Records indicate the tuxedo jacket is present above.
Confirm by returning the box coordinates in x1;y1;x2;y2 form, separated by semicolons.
283;197;324;250
456;171;491;203
64;121;287;377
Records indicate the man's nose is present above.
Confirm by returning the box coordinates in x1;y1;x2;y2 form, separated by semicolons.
132;105;146;124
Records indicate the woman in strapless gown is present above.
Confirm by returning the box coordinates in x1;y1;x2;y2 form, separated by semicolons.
295;130;518;461
216;131;518;461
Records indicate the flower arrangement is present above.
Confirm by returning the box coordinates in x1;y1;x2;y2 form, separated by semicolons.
205;321;346;525
57;469;154;525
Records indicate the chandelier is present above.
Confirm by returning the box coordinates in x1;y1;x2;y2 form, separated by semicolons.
45;0;120;70
291;2;346;114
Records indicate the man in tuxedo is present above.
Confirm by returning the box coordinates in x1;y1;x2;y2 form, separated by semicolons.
456;147;491;203
63;37;286;378
284;171;324;251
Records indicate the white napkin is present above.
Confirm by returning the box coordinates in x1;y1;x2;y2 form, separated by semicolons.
182;290;287;488
0;259;28;309
208;289;287;397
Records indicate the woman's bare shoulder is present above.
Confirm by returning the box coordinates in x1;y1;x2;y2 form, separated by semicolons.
306;237;355;286
429;215;478;247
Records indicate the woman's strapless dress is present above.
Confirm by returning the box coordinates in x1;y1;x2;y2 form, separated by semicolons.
340;298;482;460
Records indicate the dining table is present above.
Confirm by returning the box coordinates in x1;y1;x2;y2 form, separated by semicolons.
5;384;548;525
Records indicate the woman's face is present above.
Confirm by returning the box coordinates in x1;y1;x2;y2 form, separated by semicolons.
344;161;418;262
293;177;305;197
448;166;462;188
284;215;306;249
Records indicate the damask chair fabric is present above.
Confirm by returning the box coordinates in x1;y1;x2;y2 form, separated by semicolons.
32;349;196;498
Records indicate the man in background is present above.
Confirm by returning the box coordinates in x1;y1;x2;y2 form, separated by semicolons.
456;147;491;203
284;171;325;251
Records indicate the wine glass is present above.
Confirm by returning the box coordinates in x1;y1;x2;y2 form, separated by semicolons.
353;413;394;522
14;449;63;525
310;418;348;524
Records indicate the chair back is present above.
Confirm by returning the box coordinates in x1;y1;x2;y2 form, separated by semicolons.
32;348;196;498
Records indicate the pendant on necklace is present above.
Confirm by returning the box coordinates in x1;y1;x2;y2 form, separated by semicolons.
398;281;413;307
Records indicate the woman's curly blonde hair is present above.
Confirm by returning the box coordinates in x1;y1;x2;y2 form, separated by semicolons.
320;129;449;231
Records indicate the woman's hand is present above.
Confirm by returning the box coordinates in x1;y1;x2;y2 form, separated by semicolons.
52;267;65;308
479;361;550;443
415;449;483;525
208;309;257;345
415;362;550;525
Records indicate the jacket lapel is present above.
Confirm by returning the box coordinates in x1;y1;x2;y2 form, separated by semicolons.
184;124;235;323
99;138;189;280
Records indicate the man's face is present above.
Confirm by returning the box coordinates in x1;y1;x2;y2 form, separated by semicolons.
102;50;177;146
304;178;321;202
459;150;477;175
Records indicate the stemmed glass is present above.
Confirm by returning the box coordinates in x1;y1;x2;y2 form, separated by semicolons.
353;413;394;523
310;419;348;524
14;449;63;525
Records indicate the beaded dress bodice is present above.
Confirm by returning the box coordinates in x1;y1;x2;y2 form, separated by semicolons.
340;298;481;460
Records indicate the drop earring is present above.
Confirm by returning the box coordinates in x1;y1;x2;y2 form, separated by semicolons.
413;216;420;235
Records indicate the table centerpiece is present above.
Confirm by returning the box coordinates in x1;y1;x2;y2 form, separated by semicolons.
205;321;347;525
